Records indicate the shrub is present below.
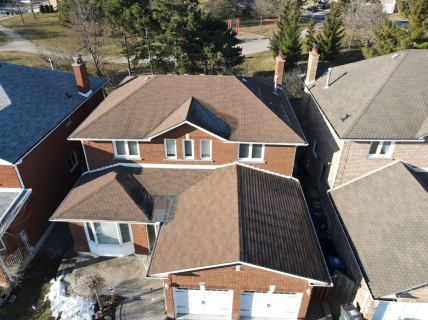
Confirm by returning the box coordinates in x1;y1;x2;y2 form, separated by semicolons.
44;5;50;13
40;5;45;13
50;5;54;12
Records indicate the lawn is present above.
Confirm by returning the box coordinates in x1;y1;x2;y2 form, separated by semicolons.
0;12;122;56
0;30;11;46
237;16;313;38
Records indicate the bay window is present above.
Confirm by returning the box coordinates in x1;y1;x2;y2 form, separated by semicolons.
238;143;264;161
113;141;140;158
84;222;132;245
367;141;394;158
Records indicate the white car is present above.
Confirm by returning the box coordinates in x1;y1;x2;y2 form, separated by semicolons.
29;7;40;13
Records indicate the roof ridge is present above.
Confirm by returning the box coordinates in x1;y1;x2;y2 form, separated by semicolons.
145;96;194;138
72;75;159;138
343;50;411;138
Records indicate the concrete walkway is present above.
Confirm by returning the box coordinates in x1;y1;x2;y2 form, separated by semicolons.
0;24;41;54
116;299;167;320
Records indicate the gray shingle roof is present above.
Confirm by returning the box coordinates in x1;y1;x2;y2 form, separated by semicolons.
302;50;428;140
0;191;20;218
329;161;428;298
0;62;108;164
0;189;32;236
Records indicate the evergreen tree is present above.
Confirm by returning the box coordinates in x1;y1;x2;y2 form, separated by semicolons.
317;3;344;61
269;0;302;72
371;17;409;55
305;17;317;53
396;0;428;49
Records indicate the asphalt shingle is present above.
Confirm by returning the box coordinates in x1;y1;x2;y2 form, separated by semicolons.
0;63;107;163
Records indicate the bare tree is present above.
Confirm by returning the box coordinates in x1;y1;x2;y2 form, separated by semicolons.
282;65;306;100
202;0;234;20
29;0;36;19
251;0;276;30
68;0;108;77
9;0;25;24
74;274;105;312
343;0;385;48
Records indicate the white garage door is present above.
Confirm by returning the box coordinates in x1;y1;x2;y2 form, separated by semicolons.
373;301;428;320
239;291;303;320
173;288;233;318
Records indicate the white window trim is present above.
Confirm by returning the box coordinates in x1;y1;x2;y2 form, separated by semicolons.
113;141;141;159
68;151;78;172
200;140;212;160
237;143;265;161
146;223;160;253
84;222;133;246
164;139;177;159
0;237;6;252
181;139;194;160
367;141;395;159
313;141;318;159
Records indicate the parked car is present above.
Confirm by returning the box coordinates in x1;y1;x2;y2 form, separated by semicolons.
306;6;318;12
318;2;330;9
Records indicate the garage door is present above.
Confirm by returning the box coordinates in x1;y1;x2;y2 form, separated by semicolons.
373;301;428;320
239;291;303;320
173;288;233;318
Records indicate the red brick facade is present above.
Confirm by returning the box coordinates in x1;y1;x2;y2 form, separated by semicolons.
164;264;313;320
83;124;296;176
131;224;149;255
69;222;90;252
0;165;21;188
1;89;104;258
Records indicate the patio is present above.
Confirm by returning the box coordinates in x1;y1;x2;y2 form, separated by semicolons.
68;253;164;300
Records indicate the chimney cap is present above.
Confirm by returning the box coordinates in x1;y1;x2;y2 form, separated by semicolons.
312;44;319;54
73;55;83;64
278;50;284;59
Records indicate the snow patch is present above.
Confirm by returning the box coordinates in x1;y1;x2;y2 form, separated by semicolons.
44;276;96;320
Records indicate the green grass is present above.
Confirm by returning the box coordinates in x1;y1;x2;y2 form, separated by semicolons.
0;30;12;46
0;12;122;56
0;51;49;67
238;17;279;37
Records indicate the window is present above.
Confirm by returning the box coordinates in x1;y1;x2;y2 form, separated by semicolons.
367;141;395;158
164;139;177;159
84;222;133;245
146;224;158;253
67;151;78;172
65;117;72;128
238;143;264;161
313;141;318;158
182;140;194;159
113;141;140;158
200;140;212;160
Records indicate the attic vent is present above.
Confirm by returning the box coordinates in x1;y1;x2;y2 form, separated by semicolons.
391;53;399;59
200;74;205;76
144;77;150;81
167;73;173;75
184;74;189;76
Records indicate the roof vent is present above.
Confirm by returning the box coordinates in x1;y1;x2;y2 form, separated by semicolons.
167;73;173;75
200;74;205;76
323;68;333;89
391;53;399;59
184;73;189;76
144;77;150;81
242;78;247;82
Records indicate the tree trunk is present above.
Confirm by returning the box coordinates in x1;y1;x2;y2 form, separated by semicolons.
123;33;132;76
348;29;355;49
146;28;154;75
31;1;36;19
19;12;24;24
260;16;263;30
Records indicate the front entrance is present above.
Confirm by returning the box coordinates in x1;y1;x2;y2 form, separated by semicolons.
239;291;303;320
173;288;233;319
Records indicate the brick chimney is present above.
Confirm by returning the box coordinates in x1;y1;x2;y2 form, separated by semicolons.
306;44;320;84
274;50;285;87
72;55;92;97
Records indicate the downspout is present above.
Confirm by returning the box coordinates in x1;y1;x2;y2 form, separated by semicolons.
13;161;24;189
0;255;15;284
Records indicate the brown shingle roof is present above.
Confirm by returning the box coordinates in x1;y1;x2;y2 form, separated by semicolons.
71;75;305;144
51;166;213;222
302;50;428;140
149;165;330;283
329;161;428;297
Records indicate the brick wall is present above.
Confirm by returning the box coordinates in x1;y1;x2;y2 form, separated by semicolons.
69;222;90;252
0;165;21;188
335;139;428;186
83;124;296;176
131;224;149;255
164;264;313;320
4;89;104;255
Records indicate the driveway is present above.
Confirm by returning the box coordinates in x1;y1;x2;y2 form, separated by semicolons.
236;33;270;55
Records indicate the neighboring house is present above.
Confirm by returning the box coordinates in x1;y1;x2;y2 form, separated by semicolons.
298;48;428;318
329;161;428;319
51;57;335;320
0;57;107;285
381;0;397;14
